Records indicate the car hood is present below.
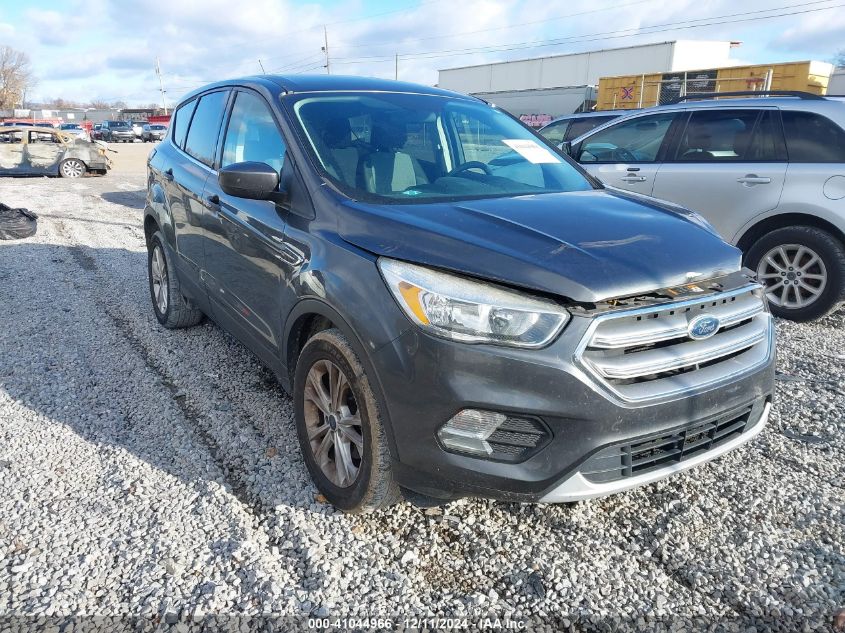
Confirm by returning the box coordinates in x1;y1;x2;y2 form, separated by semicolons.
336;189;741;303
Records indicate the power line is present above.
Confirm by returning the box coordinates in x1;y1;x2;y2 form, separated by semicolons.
337;0;655;51
332;0;844;63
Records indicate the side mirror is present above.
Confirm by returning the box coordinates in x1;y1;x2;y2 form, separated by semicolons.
559;141;572;156
218;161;285;202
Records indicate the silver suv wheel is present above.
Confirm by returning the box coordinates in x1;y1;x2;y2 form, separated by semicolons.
756;243;827;309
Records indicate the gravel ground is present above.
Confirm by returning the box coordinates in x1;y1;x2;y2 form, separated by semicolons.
0;150;843;631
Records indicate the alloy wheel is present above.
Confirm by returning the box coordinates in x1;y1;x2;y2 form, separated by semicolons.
756;243;827;309
61;159;85;178
303;359;364;488
150;245;169;315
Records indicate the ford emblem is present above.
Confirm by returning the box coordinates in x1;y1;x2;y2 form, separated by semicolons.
688;314;720;340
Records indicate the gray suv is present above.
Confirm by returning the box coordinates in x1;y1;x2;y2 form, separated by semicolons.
100;120;136;143
144;75;774;512
567;92;845;321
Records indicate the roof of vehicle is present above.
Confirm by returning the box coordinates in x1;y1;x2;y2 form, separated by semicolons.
647;96;820;110
0;125;72;138
177;74;477;105
571;94;845;143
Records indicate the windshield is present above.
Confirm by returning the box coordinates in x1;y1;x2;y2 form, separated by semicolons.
290;92;593;203
151;125;166;130
112;121;130;128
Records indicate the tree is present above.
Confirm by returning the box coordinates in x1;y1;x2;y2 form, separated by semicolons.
0;46;35;109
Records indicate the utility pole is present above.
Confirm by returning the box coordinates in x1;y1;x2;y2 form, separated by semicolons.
258;59;266;74
322;26;330;75
395;54;398;80
154;57;168;115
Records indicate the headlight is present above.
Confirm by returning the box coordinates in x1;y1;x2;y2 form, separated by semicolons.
378;258;569;348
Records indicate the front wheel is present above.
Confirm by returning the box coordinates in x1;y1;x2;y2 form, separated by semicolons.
147;231;204;328
294;329;400;513
746;226;845;321
59;158;86;178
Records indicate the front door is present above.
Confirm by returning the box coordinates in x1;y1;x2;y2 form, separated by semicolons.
25;130;64;174
575;111;678;194
651;109;787;242
201;89;297;361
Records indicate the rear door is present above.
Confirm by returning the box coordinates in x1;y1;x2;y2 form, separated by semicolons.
652;108;787;242
0;130;24;173
574;111;678;194
163;92;229;294
777;108;845;222
24;130;64;174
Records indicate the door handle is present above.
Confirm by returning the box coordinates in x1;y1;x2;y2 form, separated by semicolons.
621;175;647;182
205;193;220;209
737;175;771;185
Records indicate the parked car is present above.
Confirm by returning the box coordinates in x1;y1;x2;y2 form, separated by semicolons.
144;75;774;512
565;92;845;321
538;111;624;146
132;120;146;139
91;124;103;140
0;126;111;177
100;120;135;143
59;123;91;142
141;123;168;142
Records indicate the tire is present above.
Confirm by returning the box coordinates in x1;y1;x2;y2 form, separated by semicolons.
293;328;400;513
59;158;86;178
147;231;204;328
745;225;845;321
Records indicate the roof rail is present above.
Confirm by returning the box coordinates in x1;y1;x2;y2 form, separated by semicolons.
667;90;825;104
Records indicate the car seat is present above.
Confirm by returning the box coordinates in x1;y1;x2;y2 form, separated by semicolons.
363;122;428;194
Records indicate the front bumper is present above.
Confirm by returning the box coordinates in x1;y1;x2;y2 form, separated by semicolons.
372;302;775;503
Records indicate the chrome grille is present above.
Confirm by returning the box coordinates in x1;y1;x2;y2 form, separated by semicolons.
577;285;772;403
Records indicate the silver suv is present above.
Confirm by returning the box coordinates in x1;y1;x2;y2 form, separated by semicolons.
566;92;845;321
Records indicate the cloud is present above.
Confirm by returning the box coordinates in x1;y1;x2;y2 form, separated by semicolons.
14;0;845;105
770;9;845;56
24;8;87;46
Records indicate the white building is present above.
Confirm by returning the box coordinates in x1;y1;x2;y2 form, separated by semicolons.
438;40;736;94
830;68;845;94
437;40;737;122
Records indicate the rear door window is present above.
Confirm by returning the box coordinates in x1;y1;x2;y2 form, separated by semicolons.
672;110;779;161
671;109;786;162
184;91;229;167
781;110;845;162
171;99;197;149
578;113;676;163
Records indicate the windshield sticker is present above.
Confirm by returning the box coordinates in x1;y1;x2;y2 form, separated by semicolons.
502;139;561;164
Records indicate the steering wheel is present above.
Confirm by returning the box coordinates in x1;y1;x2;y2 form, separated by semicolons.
447;161;492;177
612;147;638;162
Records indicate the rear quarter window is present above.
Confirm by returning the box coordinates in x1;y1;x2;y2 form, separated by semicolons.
781;111;845;163
171;99;197;149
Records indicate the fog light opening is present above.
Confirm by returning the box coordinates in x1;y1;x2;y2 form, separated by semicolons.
437;409;505;456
